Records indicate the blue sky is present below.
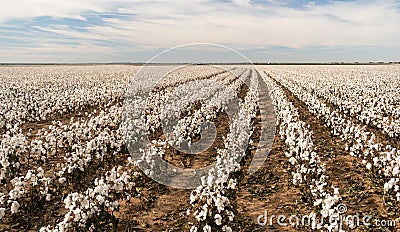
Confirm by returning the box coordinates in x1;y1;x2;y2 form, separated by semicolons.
0;0;399;63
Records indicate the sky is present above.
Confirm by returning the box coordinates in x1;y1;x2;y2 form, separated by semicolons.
0;0;399;63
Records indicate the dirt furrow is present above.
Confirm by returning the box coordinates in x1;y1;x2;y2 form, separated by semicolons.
235;76;307;232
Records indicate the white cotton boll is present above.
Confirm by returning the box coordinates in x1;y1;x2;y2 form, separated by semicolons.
190;193;196;204
190;226;198;232
11;201;20;214
64;195;72;209
392;166;399;176
214;196;225;213
96;195;105;204
108;201;119;211
195;209;207;222
203;224;211;232
26;170;33;180
214;214;222;225
14;162;20;169
227;211;234;221
366;163;372;170
59;177;66;184
0;208;5;219
288;157;296;165
293;173;302;185
373;157;379;165
31;175;38;185
207;175;214;186
81;197;90;209
227;179;236;189
73;208;81;222
384;179;395;193
0;159;9;169
222;225;232;232
314;199;322;206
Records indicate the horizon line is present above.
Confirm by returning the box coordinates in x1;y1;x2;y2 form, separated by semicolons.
1;61;399;66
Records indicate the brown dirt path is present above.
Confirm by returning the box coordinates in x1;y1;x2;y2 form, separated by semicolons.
235;76;307;232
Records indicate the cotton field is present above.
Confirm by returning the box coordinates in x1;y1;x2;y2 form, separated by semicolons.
0;64;399;231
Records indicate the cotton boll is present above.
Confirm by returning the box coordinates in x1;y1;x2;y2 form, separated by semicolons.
314;199;323;206
59;177;66;184
214;214;222;225
203;224;211;232
0;208;5;219
227;179;236;189
96;195;105;204
288;157;296;165
393;166;399;176
227;210;234;221
222;226;232;232
11;201;20;214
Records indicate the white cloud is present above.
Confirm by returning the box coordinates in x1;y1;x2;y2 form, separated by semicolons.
1;0;399;62
83;0;400;48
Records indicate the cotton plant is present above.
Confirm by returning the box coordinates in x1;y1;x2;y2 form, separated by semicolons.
268;68;400;204
0;65;137;131
37;66;233;231
40;167;139;232
125;67;245;178
189;80;257;231
2;64;398;231
43;105;126;182
0;101;129;223
168;78;243;149
262;72;343;231
1;65;241;228
0;126;29;182
0;166;52;221
267;65;400;138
